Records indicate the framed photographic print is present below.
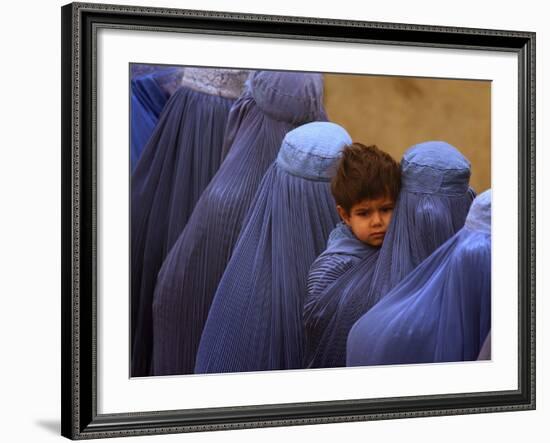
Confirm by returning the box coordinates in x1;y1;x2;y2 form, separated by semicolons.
61;2;536;439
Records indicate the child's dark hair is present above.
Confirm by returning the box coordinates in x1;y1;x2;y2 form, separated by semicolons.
331;143;401;213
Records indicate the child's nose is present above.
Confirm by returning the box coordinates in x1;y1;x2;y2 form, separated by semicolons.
371;211;382;225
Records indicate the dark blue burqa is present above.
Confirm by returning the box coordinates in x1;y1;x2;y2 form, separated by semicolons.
194;122;351;374
130;67;184;171
131;73;168;172
307;141;476;368
347;190;491;366
131;69;248;376
151;71;327;376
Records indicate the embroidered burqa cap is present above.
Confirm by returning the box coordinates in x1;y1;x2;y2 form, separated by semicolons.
180;67;250;99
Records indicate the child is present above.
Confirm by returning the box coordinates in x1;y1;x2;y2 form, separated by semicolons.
306;143;401;298
308;140;474;368
304;143;400;366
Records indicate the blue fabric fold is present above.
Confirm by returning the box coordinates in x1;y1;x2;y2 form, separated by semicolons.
347;190;491;366
130;67;184;170
304;222;378;366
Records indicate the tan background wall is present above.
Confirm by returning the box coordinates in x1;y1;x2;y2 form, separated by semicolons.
323;74;491;193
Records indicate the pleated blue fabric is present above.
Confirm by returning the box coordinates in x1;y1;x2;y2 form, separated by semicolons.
306;141;476;368
151;71;327;376
194;122;351;374
130;67;185;171
307;223;376;297
131;73;169;172
304;223;378;366
131;69;248;377
347;189;491;366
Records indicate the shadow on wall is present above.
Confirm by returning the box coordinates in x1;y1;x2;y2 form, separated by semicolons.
324;74;491;193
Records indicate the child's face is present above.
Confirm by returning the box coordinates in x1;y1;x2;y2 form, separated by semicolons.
337;196;395;247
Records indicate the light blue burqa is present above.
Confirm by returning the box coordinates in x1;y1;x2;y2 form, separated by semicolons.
307;141;476;368
195;122;351;373
347;190;491;366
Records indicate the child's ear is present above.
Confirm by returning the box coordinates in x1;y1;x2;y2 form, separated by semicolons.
337;205;351;225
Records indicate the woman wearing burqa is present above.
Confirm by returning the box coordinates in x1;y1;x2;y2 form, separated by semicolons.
305;141;476;368
151;71;327;376
195;122;351;374
131;68;248;376
130;66;184;171
347;190;491;366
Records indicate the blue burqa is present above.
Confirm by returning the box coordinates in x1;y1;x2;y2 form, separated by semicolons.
131;68;248;376
347;189;491;366
195;122;351;374
304;223;377;366
151;71;327;376
130;66;185;171
307;141;476;368
131;64;185;91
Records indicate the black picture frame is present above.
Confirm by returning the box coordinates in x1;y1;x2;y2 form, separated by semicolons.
61;2;536;439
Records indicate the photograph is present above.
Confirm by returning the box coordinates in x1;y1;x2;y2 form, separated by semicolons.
3;0;547;442
60;2;535;439
130;64;492;377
